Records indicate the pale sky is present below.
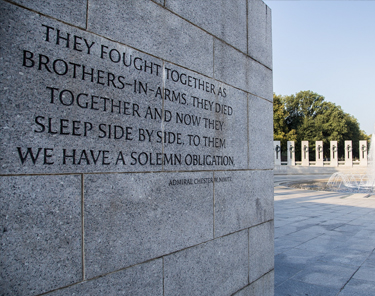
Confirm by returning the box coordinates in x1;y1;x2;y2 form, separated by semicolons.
263;0;375;135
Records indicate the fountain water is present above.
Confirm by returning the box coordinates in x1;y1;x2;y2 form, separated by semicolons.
327;126;375;193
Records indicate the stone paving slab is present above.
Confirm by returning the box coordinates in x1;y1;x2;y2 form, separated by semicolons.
274;175;375;296
338;278;375;296
275;279;339;296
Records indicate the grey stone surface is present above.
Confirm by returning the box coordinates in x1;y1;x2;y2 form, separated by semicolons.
249;60;273;101
214;39;249;92
248;95;273;169
164;230;248;296
166;0;247;53
1;3;165;174
274;249;321;286
8;0;87;28
234;271;274;296
364;251;375;267
0;2;255;174
163;63;248;170
274;176;375;295
248;0;272;69
315;246;372;267
249;221;274;283
214;170;273;237
152;0;165;6
295;235;342;253
339;278;375;296
352;265;375;282
291;262;356;289
274;236;305;255
0;175;82;296
88;0;214;77
1;0;274;294
275;279;339;296
84;171;214;279
213;39;272;99
46;259;163;296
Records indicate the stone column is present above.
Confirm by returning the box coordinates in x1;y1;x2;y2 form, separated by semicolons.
301;141;309;166
359;140;368;166
315;141;323;167
330;141;338;167
345;140;353;167
287;141;295;166
274;141;281;166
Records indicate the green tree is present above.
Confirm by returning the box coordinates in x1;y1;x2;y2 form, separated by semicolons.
273;90;368;160
273;94;297;149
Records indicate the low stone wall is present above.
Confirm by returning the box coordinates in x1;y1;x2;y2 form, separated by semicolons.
274;165;368;175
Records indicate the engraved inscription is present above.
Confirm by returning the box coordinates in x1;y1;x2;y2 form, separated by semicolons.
0;18;248;173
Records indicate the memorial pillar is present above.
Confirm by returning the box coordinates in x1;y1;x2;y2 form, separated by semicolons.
274;141;281;166
359;140;368;166
315;141;323;167
301;141;309;166
287;141;295;166
330;141;338;167
345;140;353;167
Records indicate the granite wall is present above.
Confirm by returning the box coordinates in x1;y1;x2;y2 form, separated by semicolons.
0;0;274;295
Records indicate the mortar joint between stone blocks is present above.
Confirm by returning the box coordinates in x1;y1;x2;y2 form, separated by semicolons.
157;2;271;71
85;0;89;30
247;227;250;285
246;0;249;56
213;171;216;238
3;0;271;96
162;256;165;296
81;173;85;280
252;269;274;285
0;168;273;178
2;0;87;30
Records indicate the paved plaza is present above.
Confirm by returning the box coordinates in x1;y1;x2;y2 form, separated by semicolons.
274;175;375;296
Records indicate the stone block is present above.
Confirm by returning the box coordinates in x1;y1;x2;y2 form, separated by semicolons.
353;266;375;282
248;59;273;101
291;261;356;289
275;279;339;296
248;95;273;169
84;171;214;278
7;0;87;28
214;39;272;100
0;175;82;296
214;39;249;92
0;3;166;174
214;170;273;237
234;271;274;296
152;0;165;5
339;278;375;296
166;0;247;53
162;63;248;170
249;221;274;283
47;259;163;296
248;0;272;69
164;230;248;296
87;0;214;77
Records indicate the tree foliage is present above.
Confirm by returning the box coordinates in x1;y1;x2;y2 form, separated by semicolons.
273;90;369;160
